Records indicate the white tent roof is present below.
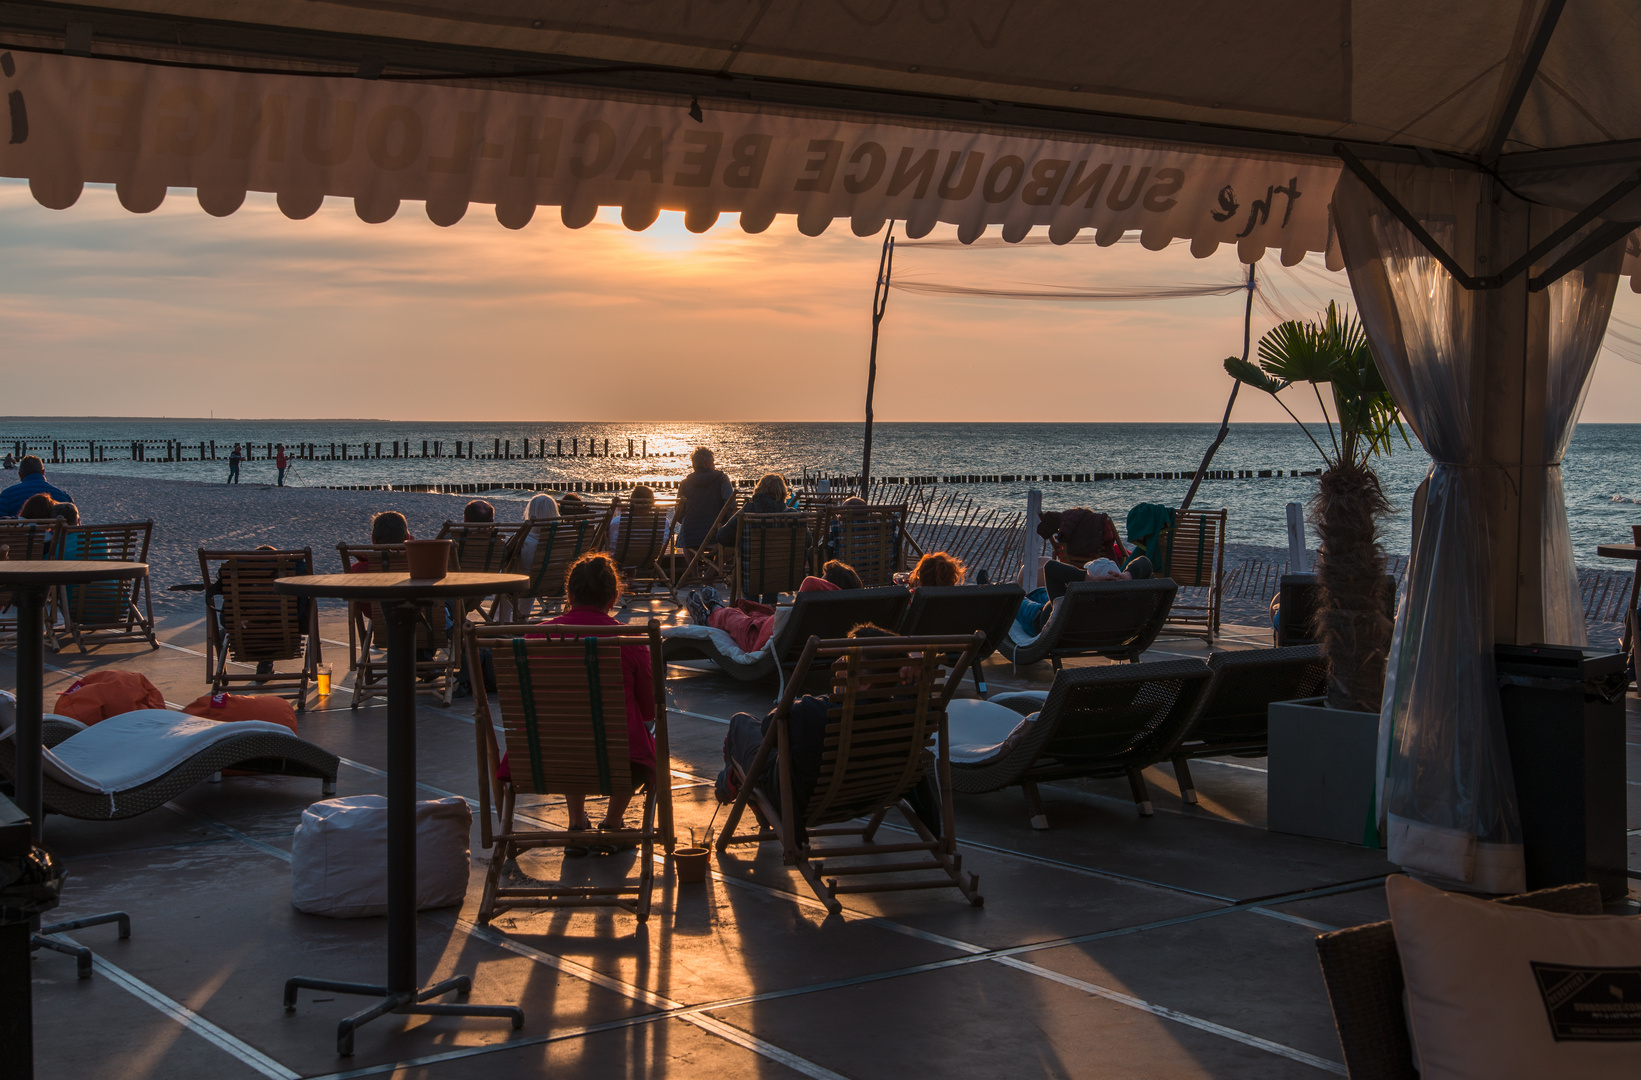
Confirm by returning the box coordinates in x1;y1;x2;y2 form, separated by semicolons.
0;2;1636;269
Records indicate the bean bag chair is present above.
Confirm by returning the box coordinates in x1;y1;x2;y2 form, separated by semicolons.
182;692;298;735
290;796;472;918
53;671;165;725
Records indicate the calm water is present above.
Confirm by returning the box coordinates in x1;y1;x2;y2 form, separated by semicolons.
7;420;1639;563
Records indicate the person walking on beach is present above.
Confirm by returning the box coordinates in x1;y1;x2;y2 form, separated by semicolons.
228;443;243;484
275;444;288;487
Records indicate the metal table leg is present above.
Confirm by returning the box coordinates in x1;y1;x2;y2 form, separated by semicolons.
284;600;522;1056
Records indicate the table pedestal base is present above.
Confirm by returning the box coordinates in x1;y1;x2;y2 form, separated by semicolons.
31;911;131;979
284;974;524;1056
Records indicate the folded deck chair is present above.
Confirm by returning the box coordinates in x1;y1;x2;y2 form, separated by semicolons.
608;506;674;608
661;585;913;686
999;578;1178;669
467;621;672;925
503;514;607;620
897;583;1025;696
1315;883;1602;1080
1159;645;1326;804
825;504;906;586
336;543;461;707
199;548;321;709
0;519;59;648
0;709;338;820
716;632;985;914
728;511;818;602
1156;509;1227;643
947;659;1212;827
53;521;158;652
436;521;525;622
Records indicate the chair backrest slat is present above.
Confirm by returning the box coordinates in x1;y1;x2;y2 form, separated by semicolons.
201;548;313;661
827;505;905;586
438;522;522;575
737;512;815;597
515;516;607;599
1160;510;1226;588
610;507;671;571
57;522;152;625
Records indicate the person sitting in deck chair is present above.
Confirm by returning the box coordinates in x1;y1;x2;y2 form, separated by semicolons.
1013;555;1154;638
907;551;966;588
0;455;73;518
608;485;669;553
713;622;942;837
557;492;589;518
464;499;495;524
524;552;657;855
675;446;735;552
686;560;862;653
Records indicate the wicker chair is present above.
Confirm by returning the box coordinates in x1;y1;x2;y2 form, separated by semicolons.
53;521;158;652
199;548;321;709
466;620;672;925
896;583;1024;696
336;543;461;707
715;632;985;914
999;579;1178;669
1315;882;1604;1080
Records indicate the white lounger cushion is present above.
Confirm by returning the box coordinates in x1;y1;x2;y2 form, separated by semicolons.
662;606;792;666
3;709;295;794
946;698;1041;766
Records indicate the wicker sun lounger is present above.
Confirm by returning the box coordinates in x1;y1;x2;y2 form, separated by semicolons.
661;585;912;686
1157;644;1326;804
716;632;985;913
998;578;1177;669
0;709;338;820
896;583;1025;695
947;659;1212;827
1315;882;1602;1080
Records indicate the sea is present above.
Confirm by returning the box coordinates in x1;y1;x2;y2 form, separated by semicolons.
5;419;1640;565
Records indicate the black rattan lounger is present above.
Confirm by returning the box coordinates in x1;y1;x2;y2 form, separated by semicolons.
896;583;1024;695
947;658;1211;828
998;579;1178;669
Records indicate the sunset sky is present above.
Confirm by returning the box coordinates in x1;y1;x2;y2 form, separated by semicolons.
4;179;1640;425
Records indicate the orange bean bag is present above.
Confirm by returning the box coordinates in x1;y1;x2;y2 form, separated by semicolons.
53;671;166;725
182;692;299;735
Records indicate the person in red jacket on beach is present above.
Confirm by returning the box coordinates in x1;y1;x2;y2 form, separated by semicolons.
687;560;863;653
275;443;289;486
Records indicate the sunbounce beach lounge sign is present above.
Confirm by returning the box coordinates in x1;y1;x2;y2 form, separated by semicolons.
0;50;1340;260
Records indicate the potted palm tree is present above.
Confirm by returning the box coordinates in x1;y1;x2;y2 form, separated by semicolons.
1224;301;1405;845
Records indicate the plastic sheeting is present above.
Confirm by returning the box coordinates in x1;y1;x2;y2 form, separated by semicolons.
1334;166;1525;893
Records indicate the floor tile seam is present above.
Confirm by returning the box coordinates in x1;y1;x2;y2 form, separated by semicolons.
165;802;296;862
50;935;302;1080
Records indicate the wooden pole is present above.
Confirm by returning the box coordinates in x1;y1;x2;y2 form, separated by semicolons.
861;224;895;498
1180;261;1257;516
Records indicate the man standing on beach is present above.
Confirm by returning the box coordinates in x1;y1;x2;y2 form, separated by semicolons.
275;444;289;486
228;443;242;484
0;456;73;516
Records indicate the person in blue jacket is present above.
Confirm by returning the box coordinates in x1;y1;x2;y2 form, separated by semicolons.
0;456;73;517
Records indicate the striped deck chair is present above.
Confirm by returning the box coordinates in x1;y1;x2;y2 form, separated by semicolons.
504;514;607;620
1156;509;1227;643
0;519;58;648
53;521;158;652
436;521;525;622
336;543;461;707
826;504;906;586
467;621;672;925
199;549;321;709
716;632;985;914
728;511;817;603
653;499;734;605
608;504;674;608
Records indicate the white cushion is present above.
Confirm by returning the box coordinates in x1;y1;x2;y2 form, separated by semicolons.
291;795;472;918
1388;874;1641;1080
946;698;1038;766
2;709;294;794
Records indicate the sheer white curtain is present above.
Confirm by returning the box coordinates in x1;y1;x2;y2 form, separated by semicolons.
1540;239;1623;643
1333;167;1524;892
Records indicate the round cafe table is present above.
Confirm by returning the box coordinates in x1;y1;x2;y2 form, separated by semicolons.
274;572;527;1056
0;561;148;840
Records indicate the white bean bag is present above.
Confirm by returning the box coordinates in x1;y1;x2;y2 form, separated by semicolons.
291;795;472;918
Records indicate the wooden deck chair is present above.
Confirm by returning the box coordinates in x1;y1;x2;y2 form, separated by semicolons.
728;511;817;603
897;584;1025;696
608;505;674;608
1156;509;1227;643
999;579;1178;669
1158;645;1325;804
503;514;608;620
653;499;734;605
467;621;672;925
199;548;322;709
716;632;985;914
336;543;461;708
824;504;907;585
53;521;158;652
947;658;1213;826
436;521;524;622
0;520;58;648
